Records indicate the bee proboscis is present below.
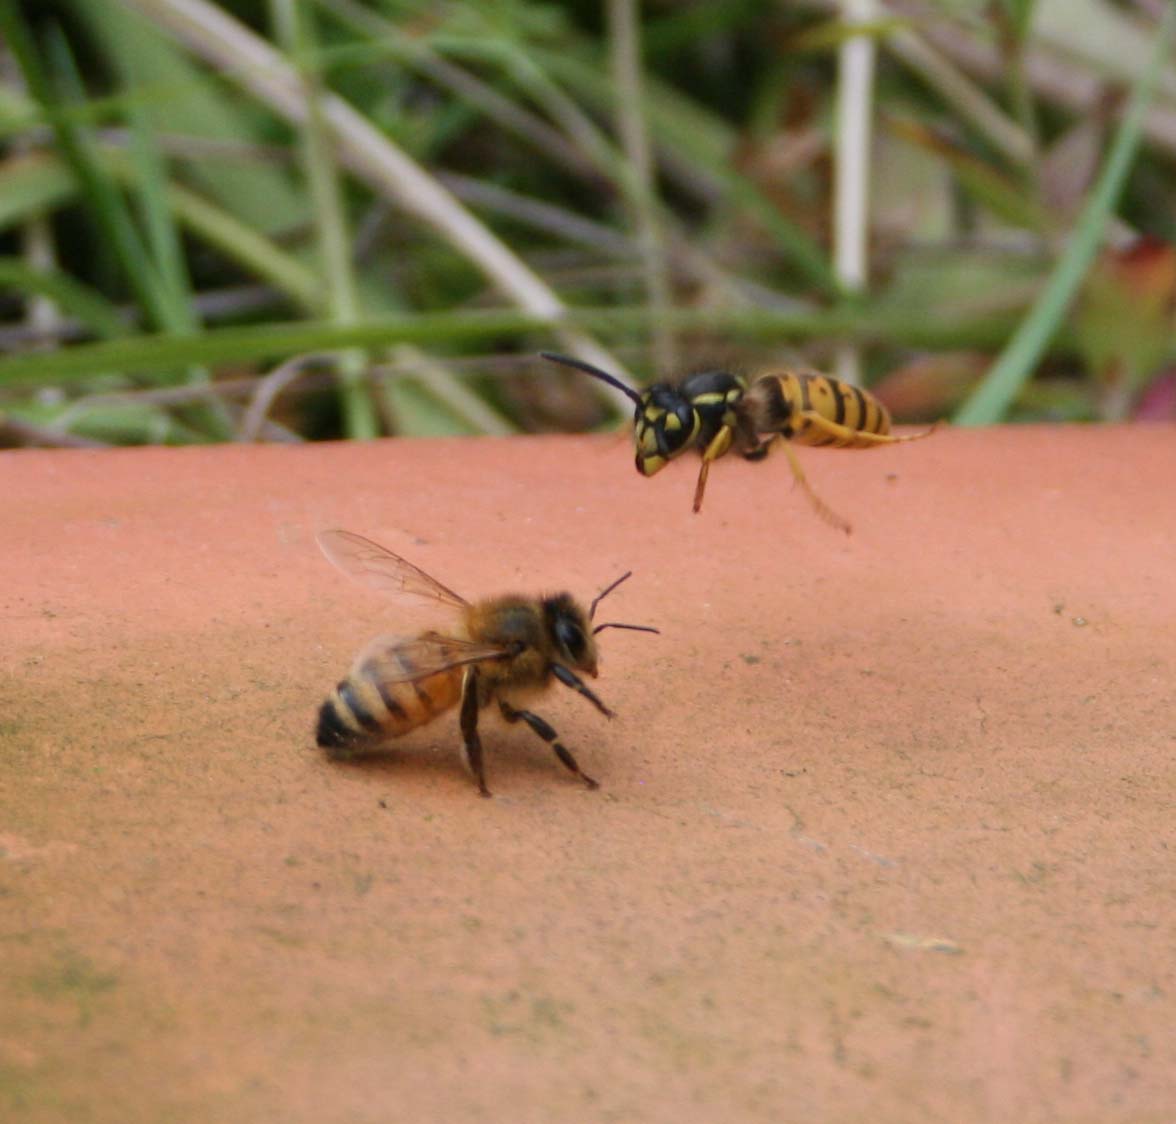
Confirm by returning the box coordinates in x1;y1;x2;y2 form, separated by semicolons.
542;352;938;533
315;530;657;797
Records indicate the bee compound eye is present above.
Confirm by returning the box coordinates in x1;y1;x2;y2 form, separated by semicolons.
554;617;588;663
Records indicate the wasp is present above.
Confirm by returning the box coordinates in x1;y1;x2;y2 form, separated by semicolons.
314;530;657;797
542;352;937;533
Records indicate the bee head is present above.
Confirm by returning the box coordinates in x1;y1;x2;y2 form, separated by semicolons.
543;595;599;676
633;384;699;476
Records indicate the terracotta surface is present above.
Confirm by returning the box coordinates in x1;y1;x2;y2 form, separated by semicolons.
2;428;1174;1123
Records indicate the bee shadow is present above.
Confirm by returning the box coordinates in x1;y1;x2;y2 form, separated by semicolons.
310;734;581;794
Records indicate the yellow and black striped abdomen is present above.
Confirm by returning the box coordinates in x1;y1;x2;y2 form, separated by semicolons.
747;371;892;446
316;640;463;756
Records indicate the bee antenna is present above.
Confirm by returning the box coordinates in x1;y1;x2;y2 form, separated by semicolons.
592;622;660;636
540;352;645;409
589;570;633;620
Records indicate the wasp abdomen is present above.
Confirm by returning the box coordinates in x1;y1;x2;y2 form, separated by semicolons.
747;372;891;445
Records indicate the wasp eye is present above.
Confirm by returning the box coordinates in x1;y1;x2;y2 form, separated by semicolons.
654;404;692;455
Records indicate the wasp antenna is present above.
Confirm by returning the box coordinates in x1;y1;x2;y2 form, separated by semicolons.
540;352;645;409
589;570;634;620
592;621;660;636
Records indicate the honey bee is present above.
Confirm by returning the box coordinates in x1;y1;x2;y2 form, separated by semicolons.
542;352;937;533
315;530;657;797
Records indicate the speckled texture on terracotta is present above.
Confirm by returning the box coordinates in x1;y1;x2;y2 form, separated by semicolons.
2;428;1174;1123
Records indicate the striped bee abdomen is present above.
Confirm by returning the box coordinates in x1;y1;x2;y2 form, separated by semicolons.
316;639;464;758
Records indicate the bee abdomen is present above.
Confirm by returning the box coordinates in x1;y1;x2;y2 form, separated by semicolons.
316;643;463;756
315;676;387;758
316;694;363;757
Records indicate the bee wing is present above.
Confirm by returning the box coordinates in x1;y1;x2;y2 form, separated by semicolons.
317;530;469;613
351;634;513;681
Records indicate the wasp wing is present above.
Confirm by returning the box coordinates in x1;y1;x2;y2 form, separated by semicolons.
350;633;514;681
317;530;469;613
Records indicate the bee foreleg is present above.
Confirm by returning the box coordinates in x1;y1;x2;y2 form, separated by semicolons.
778;440;852;536
459;668;492;798
551;663;615;719
692;424;735;513
499;701;599;790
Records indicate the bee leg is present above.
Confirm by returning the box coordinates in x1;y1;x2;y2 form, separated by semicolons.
499;701;599;790
551;663;615;719
459;668;492;798
692;424;735;513
778;440;853;535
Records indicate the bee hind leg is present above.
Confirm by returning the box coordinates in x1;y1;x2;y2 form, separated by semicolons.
460;669;492;798
499;700;599;790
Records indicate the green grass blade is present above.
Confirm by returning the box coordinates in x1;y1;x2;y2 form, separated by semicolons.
0;302;1040;389
525;44;838;293
164;183;323;312
953;2;1176;426
126;104;196;332
0;149;324;314
70;0;308;238
272;0;378;440
0;153;78;229
0;258;127;338
0;7;170;327
123;105;234;437
888;118;1050;233
397;19;835;293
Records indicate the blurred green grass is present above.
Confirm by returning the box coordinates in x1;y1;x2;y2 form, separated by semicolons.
2;0;1175;447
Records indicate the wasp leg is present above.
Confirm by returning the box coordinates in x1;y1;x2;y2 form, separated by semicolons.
499;700;599;790
459;668;492;798
551;663;614;718
778;440;853;535
729;428;852;534
794;411;938;446
692;424;735;513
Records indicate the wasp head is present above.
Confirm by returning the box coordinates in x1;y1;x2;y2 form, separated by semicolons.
538;352;733;477
633;384;700;476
